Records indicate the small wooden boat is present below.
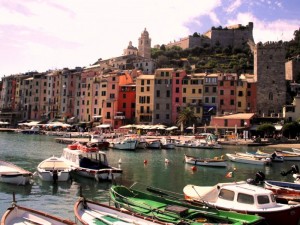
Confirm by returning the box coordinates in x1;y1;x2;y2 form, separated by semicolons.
254;150;284;162
74;197;169;225
37;156;71;182
226;153;271;165
61;147;122;181
275;150;300;161
184;154;227;167
110;184;266;225
292;148;300;154
0;160;32;185
264;180;300;203
183;182;300;225
1;195;76;225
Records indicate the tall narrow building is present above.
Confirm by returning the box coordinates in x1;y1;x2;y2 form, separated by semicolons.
138;28;151;59
250;41;286;116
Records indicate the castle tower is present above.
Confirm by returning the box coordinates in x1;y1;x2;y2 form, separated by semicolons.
138;28;151;59
251;41;286;116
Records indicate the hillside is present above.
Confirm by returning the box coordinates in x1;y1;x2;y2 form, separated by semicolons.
151;28;300;75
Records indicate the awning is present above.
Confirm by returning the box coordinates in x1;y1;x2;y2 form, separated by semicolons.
275;124;283;131
93;115;102;118
96;124;111;128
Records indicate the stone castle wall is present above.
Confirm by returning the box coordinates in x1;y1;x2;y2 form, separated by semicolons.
166;22;253;50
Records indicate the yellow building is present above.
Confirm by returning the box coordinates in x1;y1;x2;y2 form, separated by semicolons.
136;74;155;124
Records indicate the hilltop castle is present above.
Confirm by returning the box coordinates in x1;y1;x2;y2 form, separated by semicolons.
166;22;254;50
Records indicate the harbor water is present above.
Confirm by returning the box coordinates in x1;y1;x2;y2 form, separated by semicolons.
0;132;297;222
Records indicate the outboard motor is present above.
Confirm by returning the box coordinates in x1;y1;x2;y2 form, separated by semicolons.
246;171;265;185
281;165;299;176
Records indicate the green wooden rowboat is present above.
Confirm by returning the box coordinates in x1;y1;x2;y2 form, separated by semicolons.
109;184;267;225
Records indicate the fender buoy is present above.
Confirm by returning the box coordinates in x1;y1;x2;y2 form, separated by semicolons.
144;159;148;164
191;166;197;171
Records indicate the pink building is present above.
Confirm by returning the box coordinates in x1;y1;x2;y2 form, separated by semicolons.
171;70;186;124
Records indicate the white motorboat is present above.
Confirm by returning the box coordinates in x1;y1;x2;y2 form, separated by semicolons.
1;195;76;225
74;197;168;225
37;156;71;182
160;138;176;149
183;181;300;225
146;140;161;149
61;146;122;181
110;138;138;150
184;154;227;167
0;160;32;185
226;153;271;165
90;134;110;150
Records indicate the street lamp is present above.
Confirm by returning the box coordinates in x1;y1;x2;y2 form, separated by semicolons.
243;122;248;141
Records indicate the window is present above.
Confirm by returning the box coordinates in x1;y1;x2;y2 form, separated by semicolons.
230;90;234;95
123;93;126;98
147;80;150;85
230;81;234;86
224;119;228;126
146;87;150;92
166;90;170;97
237;193;254;205
218;189;234;201
220;90;224;95
141;87;144;92
156;114;160;119
198;89;202;94
166;103;170;110
269;92;273;100
238;102;241;107
230;99;234;105
220;99;224;105
156;90;160;97
238;91;243;96
175;97;179;103
205;87;209;93
192;89;195;94
257;195;270;204
123;103;126;108
141;80;145;85
220;81;223;86
183;88;186;93
176;87;179;93
205;97;209;103
183;97;186;103
212;97;216;103
176;79;180;84
247;91;251;97
166;114;169;119
112;84;115;89
156;103;160;110
213;87;217;93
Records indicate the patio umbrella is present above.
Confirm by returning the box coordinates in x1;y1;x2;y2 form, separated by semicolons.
166;126;178;131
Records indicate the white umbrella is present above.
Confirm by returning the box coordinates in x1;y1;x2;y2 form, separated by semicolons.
166;126;178;131
119;124;135;129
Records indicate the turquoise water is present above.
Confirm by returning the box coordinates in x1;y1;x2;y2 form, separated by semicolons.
0;132;297;222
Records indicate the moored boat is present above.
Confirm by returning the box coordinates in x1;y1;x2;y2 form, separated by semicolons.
183;181;300;225
110;184;266;225
160;137;176;149
264;180;300;203
292;148;300;154
274;150;300;161
89;134;110;150
74;196;169;225
226;153;271;165
184;154;227;167
110;138;138;150
0;160;32;185
146;140;161;149
1;195;76;225
254;150;284;162
37;156;71;182
61;146;122;181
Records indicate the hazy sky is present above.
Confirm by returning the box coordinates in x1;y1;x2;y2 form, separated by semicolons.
0;0;299;76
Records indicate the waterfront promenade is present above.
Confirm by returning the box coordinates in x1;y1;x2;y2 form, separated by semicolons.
1;127;299;148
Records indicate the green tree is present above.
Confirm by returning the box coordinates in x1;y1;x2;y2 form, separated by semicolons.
257;123;276;138
176;107;197;129
282;122;300;138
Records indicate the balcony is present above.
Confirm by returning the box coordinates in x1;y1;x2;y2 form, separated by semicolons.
137;110;153;115
114;112;125;120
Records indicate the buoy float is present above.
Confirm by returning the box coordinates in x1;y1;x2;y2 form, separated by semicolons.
144;159;148;164
191;166;197;171
165;158;170;164
118;159;122;164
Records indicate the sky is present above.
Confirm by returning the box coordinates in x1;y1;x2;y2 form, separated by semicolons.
0;0;299;77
